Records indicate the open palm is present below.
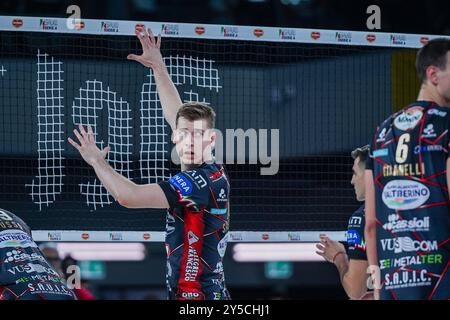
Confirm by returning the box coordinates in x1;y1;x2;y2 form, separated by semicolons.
127;28;164;69
68;125;110;167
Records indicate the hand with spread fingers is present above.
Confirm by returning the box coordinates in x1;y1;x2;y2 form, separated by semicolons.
315;234;346;263
68;124;110;167
127;28;164;70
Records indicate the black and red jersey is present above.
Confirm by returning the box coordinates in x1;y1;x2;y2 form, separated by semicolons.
347;205;367;261
0;208;76;300
158;162;231;300
367;101;450;300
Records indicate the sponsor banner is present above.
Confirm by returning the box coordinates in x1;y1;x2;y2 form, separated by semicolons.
32;231;346;242
195;26;205;35
226;231;346;242
0;15;447;48
39;18;58;31
12;18;23;28
31;231;165;242
47;232;62;241
161;23;179;36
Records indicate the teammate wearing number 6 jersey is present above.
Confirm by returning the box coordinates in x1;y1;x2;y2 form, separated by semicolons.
365;39;450;300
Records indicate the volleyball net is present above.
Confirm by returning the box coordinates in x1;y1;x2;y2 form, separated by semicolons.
0;16;445;242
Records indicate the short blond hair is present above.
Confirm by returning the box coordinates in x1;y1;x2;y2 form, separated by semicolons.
176;102;216;129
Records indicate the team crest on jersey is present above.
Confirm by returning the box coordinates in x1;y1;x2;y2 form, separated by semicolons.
394;108;423;131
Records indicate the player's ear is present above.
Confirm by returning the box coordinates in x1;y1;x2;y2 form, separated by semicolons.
426;65;439;86
172;129;179;143
209;129;216;144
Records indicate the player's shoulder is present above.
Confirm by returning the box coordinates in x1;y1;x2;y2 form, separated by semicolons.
172;163;229;192
423;103;450;122
169;169;208;195
377;101;449;134
0;208;31;234
193;163;229;184
375;112;396;135
348;205;365;229
393;101;450;124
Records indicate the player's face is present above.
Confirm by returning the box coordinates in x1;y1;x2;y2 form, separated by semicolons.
436;52;450;104
351;157;365;202
173;117;215;166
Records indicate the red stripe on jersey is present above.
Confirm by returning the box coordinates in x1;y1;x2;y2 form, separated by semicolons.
418;114;426;180
209;187;219;208
425;170;447;180
422;130;448;146
428;261;450;300
417;201;450;210
438;237;450;248
209;168;225;181
177;207;205;300
390;289;399;300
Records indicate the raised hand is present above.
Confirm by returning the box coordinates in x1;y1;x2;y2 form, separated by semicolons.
127;28;164;69
315;234;346;263
68;124;110;167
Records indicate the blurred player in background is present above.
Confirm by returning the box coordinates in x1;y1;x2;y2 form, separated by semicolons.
39;244;96;299
69;28;231;300
316;145;372;299
61;255;96;300
0;209;76;300
365;39;450;300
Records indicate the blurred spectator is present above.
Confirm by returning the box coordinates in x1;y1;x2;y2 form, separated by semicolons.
38;242;64;278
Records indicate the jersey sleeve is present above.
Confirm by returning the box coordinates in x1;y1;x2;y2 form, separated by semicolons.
347;213;367;261
158;170;210;212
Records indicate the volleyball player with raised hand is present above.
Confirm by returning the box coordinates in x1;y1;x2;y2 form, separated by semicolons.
69;28;231;300
365;39;450;300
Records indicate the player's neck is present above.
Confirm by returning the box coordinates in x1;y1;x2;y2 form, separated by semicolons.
417;86;449;108
181;155;214;171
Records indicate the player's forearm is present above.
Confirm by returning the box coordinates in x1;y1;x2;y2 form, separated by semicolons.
364;170;380;298
365;220;380;298
365;221;378;273
334;254;364;299
91;158;137;204
334;253;349;280
152;64;183;130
